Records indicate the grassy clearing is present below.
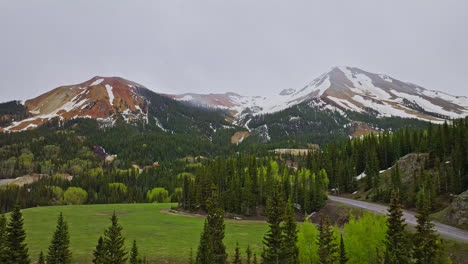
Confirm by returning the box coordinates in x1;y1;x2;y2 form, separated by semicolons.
19;203;268;263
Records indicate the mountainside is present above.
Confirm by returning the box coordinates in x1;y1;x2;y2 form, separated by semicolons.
1;66;467;146
168;66;468;124
2;76;150;131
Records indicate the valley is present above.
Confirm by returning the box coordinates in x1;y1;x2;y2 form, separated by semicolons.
0;66;467;264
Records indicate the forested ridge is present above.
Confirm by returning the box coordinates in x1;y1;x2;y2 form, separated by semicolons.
0;116;466;263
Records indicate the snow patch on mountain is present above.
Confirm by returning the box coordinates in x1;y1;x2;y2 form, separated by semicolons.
90;78;104;86
105;84;115;106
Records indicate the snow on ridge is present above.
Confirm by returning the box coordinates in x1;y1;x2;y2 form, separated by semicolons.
391;89;467;118
90;79;104;86
179;95;194;101
153;117;168;132
340;67;392;100
326;96;363;113
105;84;115;106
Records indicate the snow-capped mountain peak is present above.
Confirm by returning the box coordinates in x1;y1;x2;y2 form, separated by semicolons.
168;66;468;123
3;76;150;131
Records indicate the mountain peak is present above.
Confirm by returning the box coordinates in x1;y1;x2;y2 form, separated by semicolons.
169;66;468;123
2;76;150;131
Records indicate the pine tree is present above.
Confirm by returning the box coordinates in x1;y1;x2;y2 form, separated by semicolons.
92;236;105;264
206;191;228;264
233;242;242;264
317;214;338;264
130;240;138;264
413;200;446;264
246;245;252;264
384;192;411;264
253;253;258;264
280;201;298;264
188;248;194;264
195;221;214;264
47;212;72;264
6;205;30;264
262;190;284;264
38;251;45;264
103;212;127;264
0;214;8;263
339;234;348;264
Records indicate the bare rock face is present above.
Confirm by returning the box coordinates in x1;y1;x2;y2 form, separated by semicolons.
449;190;468;227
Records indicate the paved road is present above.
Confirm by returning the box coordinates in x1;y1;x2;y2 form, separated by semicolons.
328;195;468;243
0;178;15;186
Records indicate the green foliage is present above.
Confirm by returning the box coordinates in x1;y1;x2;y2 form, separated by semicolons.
92;237;105;264
6;205;30;264
46;212;72;264
206;193;228;264
49;186;64;203
146;187;170;203
262;191;284;264
0;214;7;263
280;201;299;264
38;251;45;264
246;245;252;264
195;221;214;264
130;240;138;264
196;191;228;264
339;234;348;264
102;212;127;264
108;183;128;194
317;214;338;264
297;222;319;264
413;201;448;264
188;248;194;264
343;213;387;264
233;242;242;264
384;192;412;264
63;187;88;205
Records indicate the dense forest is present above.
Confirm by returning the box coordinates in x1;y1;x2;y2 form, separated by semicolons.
0;117;466;215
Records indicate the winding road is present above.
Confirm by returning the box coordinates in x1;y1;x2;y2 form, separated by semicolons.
328;195;468;243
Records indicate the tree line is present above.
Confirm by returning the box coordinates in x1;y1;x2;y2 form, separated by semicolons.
181;155;329;216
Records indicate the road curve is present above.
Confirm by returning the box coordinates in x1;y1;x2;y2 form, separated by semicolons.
328;195;468;243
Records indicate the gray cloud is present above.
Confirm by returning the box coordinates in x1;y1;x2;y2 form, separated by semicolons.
1;0;467;101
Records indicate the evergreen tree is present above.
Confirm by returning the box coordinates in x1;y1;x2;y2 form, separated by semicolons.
253;253;258;264
233;242;242;264
339;234;348;264
246;245;252;264
47;212;72;264
262;190;284;264
317;214;338;264
6;205;30;264
103;212;127;264
195;221;214;264
206;191;228;264
0;214;8;263
188;248;194;264
38;251;45;264
280;201;298;264
413;200;446;264
130;240;138;264
92;237;105;264
384;192;411;264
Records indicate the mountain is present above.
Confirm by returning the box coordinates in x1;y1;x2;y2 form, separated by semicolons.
1;76;150;131
1;66;467;144
168;66;468;124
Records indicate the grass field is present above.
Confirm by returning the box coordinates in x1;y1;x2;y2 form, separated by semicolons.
19;203;268;263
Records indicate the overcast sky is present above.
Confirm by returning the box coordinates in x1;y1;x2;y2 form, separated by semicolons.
1;0;467;101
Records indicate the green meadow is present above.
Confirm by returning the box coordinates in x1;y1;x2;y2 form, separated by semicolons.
19;203;268;263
